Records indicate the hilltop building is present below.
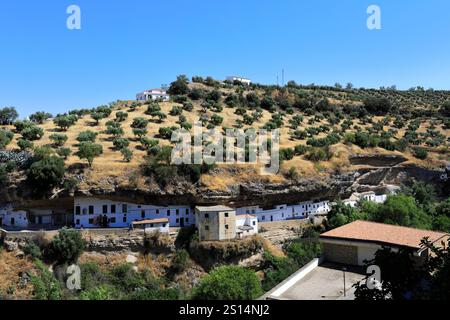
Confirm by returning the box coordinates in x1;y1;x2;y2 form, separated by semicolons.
226;76;252;86
136;88;170;102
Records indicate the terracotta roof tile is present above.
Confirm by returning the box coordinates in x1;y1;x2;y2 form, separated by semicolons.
320;220;449;250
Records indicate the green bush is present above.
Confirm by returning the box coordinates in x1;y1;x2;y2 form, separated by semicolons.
17;139;33;151
50;228;86;264
27;156;65;190
21;125;44;141
192;265;263;300
412;147;428;160
76;131;98;143
49;134;68;147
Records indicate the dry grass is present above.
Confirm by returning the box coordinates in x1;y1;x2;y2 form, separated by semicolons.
2;83;449;190
0;250;36;299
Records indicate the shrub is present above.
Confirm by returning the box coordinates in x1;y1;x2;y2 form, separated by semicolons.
170;106;183;116
27;156;65;190
113;138;130;151
49;134;68;147
53;115;77;131
131;117;149;129
21;125;44;141
50;228;86;263
23;241;42;259
412;147;428;160
56;147;72;160
115;111;128;122
17;139;33;151
306;147;331;162
0;129;14;149
0;106;19;125
192;265;263;300
172;249;189;274
76;131;98;143
30;260;61;300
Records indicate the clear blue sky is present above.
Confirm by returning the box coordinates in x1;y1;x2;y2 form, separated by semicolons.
1;0;449;117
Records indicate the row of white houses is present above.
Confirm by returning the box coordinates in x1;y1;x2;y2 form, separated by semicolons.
0;191;388;231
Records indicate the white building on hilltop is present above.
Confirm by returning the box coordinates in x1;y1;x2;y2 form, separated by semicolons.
136;88;170;102
226;76;252;86
73;197;194;229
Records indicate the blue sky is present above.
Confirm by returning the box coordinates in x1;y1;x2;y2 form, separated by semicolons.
0;0;449;117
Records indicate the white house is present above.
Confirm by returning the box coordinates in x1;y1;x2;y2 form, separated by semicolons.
73;197;195;229
236;214;258;239
136;88;170;102
0;204;29;229
237;200;331;223
342;192;388;208
132;218;170;234
226;76;252;86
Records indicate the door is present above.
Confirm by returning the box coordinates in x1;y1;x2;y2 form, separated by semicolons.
180;218;185;227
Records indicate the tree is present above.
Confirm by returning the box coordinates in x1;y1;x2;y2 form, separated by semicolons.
0;106;19;125
27;156;65;190
120;148;133;162
354;239;450;300
115;111;128;122
50;228;86;263
368;194;432;229
327;200;364;230
29;111;52;124
77;142;103;167
53;115;76;131
363;97;394;115
90;112;105;125
441;101;450;116
21;125;44;141
192;265;263;300
131;117;149;129
49;134;68;147
76;131;98;143
0;129;14;149
168;75;189;95
113;138;130;151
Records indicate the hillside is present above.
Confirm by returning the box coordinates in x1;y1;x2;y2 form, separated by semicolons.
0;77;449;204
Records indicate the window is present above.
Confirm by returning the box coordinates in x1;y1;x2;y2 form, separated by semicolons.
167;210;171;217
186;218;189;223
110;217;116;223
176;218;179;223
205;213;209;218
224;212;229;218
75;206;81;215
185;209;189;215
89;219;94;224
225;224;229;230
156;209;159;214
82;208;87;215
252;221;256;226
123;217;127;223
89;206;94;215
205;225;209;231
122;204;128;213
76;219;80;225
262;216;265;221
150;224;154;228
10;218;15;225
176;209;179;216
141;210;145;218
102;205;108;214
111;205;116;214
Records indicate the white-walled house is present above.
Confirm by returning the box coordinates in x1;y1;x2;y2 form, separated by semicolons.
132;218;170;234
226;76;252;86
0;204;29;229
236;200;331;223
236;214;258;239
136;88;170;102
73;197;195;229
342;192;388;208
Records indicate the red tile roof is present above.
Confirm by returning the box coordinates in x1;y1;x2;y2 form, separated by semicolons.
320;220;449;250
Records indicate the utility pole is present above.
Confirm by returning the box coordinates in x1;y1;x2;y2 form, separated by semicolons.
343;267;347;297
